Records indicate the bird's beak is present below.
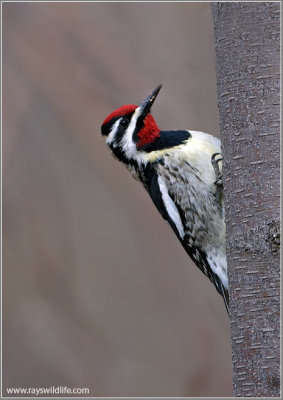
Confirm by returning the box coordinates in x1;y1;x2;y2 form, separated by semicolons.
138;85;162;118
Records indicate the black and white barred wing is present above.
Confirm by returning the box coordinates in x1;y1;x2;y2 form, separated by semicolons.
155;158;229;312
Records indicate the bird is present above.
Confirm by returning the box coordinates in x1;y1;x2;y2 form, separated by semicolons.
101;85;229;313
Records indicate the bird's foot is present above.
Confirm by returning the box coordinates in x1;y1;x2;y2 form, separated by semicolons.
211;153;223;188
211;153;223;207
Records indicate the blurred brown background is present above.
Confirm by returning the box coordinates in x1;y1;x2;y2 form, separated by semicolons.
3;2;232;397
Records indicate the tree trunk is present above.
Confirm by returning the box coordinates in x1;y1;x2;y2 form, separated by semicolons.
211;2;280;397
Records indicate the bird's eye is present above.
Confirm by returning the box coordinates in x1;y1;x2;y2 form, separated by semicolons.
120;118;129;128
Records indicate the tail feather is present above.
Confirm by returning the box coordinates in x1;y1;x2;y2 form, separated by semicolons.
216;277;230;315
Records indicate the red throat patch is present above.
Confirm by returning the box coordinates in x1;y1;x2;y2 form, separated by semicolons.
137;114;160;147
102;104;137;126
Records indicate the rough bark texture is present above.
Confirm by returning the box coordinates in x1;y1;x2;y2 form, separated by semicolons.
211;2;280;398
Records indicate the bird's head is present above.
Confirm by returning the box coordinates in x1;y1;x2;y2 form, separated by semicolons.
101;85;162;164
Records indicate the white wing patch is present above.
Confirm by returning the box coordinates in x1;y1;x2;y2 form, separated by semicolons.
207;252;228;289
158;175;185;239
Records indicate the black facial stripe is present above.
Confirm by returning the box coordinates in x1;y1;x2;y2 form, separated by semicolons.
101;116;120;136
111;145;138;168
132;115;146;144
101;112;134;137
138;130;191;152
114;124;127;145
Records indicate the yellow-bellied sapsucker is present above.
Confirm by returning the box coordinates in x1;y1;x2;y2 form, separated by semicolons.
101;85;229;313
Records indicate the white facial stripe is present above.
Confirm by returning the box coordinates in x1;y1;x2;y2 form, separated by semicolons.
106;118;121;146
120;106;142;159
106;107;146;165
158;175;185;239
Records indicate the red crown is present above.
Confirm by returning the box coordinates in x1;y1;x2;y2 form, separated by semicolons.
102;104;137;126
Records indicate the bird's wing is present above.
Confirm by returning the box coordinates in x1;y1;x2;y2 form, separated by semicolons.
151;159;229;312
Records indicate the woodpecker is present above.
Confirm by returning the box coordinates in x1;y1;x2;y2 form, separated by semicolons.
101;85;229;313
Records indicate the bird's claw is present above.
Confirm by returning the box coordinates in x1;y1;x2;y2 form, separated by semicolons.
211;153;223;209
211;153;223;187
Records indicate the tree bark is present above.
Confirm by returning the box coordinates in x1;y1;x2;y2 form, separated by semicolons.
211;2;280;397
